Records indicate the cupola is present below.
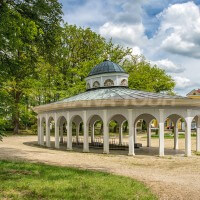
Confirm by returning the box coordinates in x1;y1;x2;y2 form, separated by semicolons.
85;60;129;90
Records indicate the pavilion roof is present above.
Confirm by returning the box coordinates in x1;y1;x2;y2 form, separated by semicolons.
56;87;184;103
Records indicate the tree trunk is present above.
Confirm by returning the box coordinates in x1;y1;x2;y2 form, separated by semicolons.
13;90;21;134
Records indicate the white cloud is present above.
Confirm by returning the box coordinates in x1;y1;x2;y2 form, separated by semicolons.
99;22;147;49
151;59;184;73
157;2;200;58
173;76;193;90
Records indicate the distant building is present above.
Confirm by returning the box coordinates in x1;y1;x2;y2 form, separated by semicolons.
187;89;200;99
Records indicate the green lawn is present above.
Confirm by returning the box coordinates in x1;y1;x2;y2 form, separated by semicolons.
0;160;157;200
149;133;196;139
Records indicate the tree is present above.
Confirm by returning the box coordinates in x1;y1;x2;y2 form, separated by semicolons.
54;24;132;97
0;0;63;134
124;56;175;93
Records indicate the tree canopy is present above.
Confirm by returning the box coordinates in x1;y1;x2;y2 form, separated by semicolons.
124;56;175;93
0;0;175;134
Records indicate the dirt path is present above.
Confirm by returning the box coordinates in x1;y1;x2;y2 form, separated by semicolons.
1;135;200;200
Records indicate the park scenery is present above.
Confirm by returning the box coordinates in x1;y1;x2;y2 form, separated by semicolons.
1;0;200;200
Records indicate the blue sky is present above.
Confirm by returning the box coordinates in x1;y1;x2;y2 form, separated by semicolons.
59;0;200;96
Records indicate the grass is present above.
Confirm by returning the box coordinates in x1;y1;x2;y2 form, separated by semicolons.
0;160;157;200
150;133;196;139
195;152;200;156
142;132;196;139
4;130;36;136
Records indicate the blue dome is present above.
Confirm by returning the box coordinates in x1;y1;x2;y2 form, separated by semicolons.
88;60;127;76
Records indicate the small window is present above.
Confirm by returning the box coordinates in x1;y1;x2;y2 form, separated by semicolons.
120;79;128;86
86;83;91;90
93;81;100;88
104;79;114;87
193;93;196;95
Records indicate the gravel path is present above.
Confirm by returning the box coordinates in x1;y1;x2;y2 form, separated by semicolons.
1;135;200;200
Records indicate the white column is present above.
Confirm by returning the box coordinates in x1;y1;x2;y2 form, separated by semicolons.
46;115;50;147
134;126;137;144
55;115;59;149
103;110;109;154
197;127;200;152
159;109;165;156
174;121;179;150
147;123;151;147
40;120;44;145
91;123;95;143
128;109;135;156
76;123;80;144
37;117;40;145
67;112;72;150
67;123;72;150
60;124;64;143
185;115;192;157
119;123;123;145
83;111;89;152
196;117;200;152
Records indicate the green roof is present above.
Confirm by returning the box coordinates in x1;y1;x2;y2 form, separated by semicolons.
54;87;184;104
88;60;127;76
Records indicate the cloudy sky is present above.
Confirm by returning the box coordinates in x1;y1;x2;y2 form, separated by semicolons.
59;0;200;96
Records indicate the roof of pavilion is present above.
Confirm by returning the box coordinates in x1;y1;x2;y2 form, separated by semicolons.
56;87;184;103
33;87;200;113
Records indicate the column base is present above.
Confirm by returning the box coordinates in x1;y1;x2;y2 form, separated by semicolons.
83;149;89;153
103;151;109;154
67;147;73;151
128;153;135;156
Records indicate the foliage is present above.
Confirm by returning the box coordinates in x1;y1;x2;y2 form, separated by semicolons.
0;160;157;199
0;0;63;134
124;56;175;93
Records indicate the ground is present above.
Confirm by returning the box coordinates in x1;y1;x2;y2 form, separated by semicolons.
1;134;200;200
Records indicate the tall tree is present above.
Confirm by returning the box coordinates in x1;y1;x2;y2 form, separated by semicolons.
0;0;63;134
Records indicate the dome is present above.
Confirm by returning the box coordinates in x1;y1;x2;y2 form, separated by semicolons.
88;60;127;76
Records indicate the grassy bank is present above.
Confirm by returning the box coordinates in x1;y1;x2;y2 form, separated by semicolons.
0;160;157;200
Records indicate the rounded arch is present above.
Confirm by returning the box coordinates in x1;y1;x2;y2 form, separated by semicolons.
104;79;114;87
93;81;100;88
120;79;128;86
41;116;46;124
87;114;103;126
134;113;158;126
167;114;184;124
86;83;91;90
107;114;127;126
48;115;55;125
70;115;83;125
57;115;67;126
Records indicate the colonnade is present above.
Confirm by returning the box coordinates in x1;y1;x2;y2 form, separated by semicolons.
37;109;200;157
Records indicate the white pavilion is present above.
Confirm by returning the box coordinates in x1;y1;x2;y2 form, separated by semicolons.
34;60;200;157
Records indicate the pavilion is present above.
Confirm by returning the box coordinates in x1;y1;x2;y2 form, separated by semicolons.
34;60;200;157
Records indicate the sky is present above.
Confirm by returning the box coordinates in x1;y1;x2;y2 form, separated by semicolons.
59;0;200;96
